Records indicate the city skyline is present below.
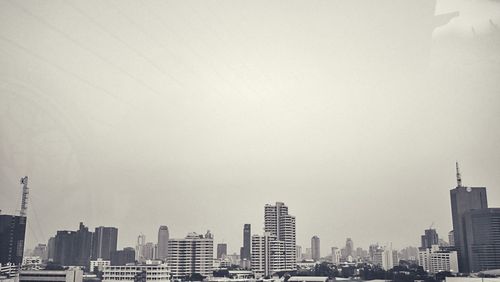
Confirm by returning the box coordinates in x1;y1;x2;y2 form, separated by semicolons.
1;0;500;263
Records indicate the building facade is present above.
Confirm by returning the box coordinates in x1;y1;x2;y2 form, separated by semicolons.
102;264;170;282
251;233;285;277
331;247;341;264
418;245;459;274
311;236;320;261
157;226;169;260
166;232;214;279
19;269;83;282
264;202;296;271
240;224;251;263
0;214;27;266
217;243;227;259
421;229;439;249
110;247;136;266
53;223;92;267
92;226;118;261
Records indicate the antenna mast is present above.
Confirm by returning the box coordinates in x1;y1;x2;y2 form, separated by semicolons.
20;176;29;217
456;162;462;188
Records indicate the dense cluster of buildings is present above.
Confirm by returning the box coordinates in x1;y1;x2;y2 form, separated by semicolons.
1;165;500;281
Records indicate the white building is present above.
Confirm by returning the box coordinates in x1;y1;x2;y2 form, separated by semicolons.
167;232;214;279
331;248;341;265
251;233;285;278
102;264;170;282
19;268;83;282
90;258;111;272
373;246;397;270
418;245;458;274
264;202;296;271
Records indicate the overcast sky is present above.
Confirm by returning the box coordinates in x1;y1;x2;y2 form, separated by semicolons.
1;0;499;257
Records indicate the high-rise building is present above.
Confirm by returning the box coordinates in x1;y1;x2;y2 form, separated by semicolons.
311;236;320;261
450;163;488;273
331;247;341;264
217;243;227;259
373;245;397;270
0;214;27;266
167;232;214;279
296;245;302;262
344;238;354;259
418;244;459;274
53;222;92;267
240;224;251;262
264;202;296;270
142;242;156;260
157;226;169;260
448;231;454;246
420;229;439;249
463;208;500;272
47;237;55;262
135;234;146;262
110;247;135;266
251;233;285;277
92;226;118;261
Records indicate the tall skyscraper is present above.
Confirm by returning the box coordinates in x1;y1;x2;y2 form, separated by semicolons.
331;247;341;264
92;226;118;260
420;228;439;249
167;232;214;279
53;222;92;267
135;234;146;262
157;226;169;260
240;224;251;262
217;243;227;259
264;202;296;270
344;238;354;259
450;163;488;272
311;236;320;261
0;214;27;265
463;208;500;272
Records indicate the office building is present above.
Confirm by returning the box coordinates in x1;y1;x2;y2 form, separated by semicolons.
90;258;110;272
19;268;83;282
157;226;169;260
167;232;214;279
421;229;439;249
251;233;285;277
53;222;92;267
418;245;459;274
450;163;487;272
311;236;320;261
135;234;146;262
463;208;500;272
344;238;354;259
92;226;118;260
102;264;170;282
110;247;136;266
331;247;341;264
0;214;27;266
240;224;251;262
217;243;227;259
264;202;296;271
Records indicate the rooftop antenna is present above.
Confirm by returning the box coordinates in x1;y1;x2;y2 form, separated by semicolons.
456;162;462;188
20;176;29;217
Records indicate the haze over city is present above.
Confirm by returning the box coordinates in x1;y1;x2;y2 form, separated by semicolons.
1;0;500;259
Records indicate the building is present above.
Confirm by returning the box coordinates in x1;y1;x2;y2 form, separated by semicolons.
217;243;227;259
418;245;459;274
157;226;169;260
47;237;55;262
331;247;341;264
311;236;320;261
448;231;455;247
142;243;156;261
344;238;354;259
102;264;170;282
136;234;146;262
0;214;27;266
421;229;439;249
92;226;118;261
240;224;251;263
264;202;296;271
251;233;285;277
463;208;500;272
450;163;488;273
167;232;214;279
53;223;93;267
373;245;397;270
32;244;47;262
90;258;111;272
19;268;83;282
296;245;302;262
111;247;136;266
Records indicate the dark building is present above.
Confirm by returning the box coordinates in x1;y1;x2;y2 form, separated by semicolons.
463;208;500;272
0;214;27;265
217;243;227;259
47;237;55;262
53;222;93;267
421;228;439;248
239;224;251;261
92;226;118;260
111;247;136;266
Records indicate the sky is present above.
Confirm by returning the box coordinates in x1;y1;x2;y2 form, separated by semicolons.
0;0;499;257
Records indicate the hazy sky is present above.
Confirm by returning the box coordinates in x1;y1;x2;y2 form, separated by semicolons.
1;0;499;257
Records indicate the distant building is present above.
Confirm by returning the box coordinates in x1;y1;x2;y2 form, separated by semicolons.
448;231;455;247
296;245;302;262
251;232;285;277
463;208;500;272
344;238;354;259
135;234;146;262
92;227;118;261
110;248;135;266
102;264;170;282
418;245;458;274
331;247;341;264
167;232;214;279
421;229;439;249
373;245;397;270
157;226;169;260
19;268;83;282
142;243;156;261
47;237;55;262
22;256;42;267
311;236;320;261
239;224;251;263
53;222;92;267
0;214;27;266
264;202;296;271
217;243;227;259
32;244;47;262
90;258;110;272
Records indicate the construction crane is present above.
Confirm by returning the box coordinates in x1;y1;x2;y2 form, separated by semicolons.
20;176;29;217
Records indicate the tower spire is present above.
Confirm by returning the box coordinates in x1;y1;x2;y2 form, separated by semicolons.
456;162;462;188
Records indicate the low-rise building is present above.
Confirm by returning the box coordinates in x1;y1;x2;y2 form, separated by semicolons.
19;268;83;282
418;245;458;274
90;258;111;272
102;264;170;282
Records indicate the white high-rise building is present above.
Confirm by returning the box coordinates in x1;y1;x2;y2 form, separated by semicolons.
373;245;397;270
135;234;146;261
331;247;341;264
264;202;296;271
251;233;285;278
167;232;214;279
418;245;459;274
